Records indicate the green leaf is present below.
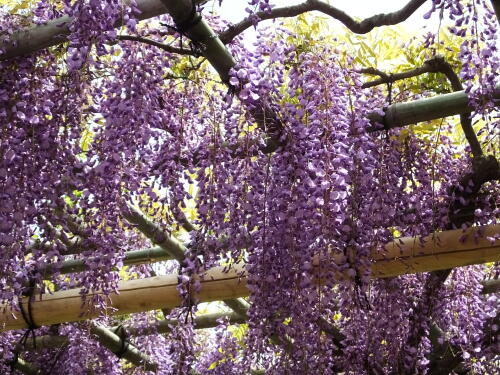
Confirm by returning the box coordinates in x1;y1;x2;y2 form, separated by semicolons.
81;128;94;152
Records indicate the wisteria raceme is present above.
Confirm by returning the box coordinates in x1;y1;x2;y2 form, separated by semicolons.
0;0;498;374
427;0;499;151
64;0;123;71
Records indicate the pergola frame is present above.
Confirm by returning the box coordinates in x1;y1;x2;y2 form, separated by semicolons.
1;0;499;374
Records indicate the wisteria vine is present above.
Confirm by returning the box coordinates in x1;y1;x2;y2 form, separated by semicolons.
0;0;498;374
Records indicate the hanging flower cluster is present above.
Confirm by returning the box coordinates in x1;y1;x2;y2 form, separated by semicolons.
426;0;499;151
0;0;498;374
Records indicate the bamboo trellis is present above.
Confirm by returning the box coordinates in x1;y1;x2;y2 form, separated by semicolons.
2;224;498;332
2;0;500;374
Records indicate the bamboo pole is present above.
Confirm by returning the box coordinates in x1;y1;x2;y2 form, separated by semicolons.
20;275;499;354
123;205;250;322
367;83;500;131
20;325;158;371
1;225;498;332
22;275;500;350
130;311;247;335
371;224;500;277
90;323;158;372
19;325;158;371
28;311;246;350
1;265;247;332
12;357;42;375
0;0;168;60
39;246;172;276
122;205;187;261
47;246;500;295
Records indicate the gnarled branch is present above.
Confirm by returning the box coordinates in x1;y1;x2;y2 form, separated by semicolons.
219;0;428;44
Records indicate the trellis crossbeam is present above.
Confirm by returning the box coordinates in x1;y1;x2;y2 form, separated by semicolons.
2;224;498;332
21;278;500;352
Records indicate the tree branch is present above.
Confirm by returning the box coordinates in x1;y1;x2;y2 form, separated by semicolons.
399;159;498;374
397;269;452;374
362;56;483;158
10;357;41;375
219;0;427;44
400;155;499;374
360;57;460;90
116;35;196;56
427;321;463;375
481;278;500;294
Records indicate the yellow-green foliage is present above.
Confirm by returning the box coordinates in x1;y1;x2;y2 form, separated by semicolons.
281;13;485;151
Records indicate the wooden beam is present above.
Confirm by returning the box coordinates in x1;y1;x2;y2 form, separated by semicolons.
1;225;498;332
